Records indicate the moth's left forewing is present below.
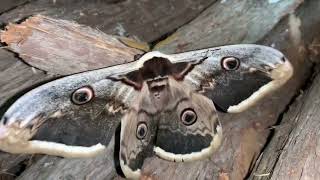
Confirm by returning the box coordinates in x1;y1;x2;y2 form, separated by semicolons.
172;45;293;113
0;61;142;158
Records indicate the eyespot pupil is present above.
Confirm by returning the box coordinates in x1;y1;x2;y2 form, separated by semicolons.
184;113;195;123
136;122;148;139
75;92;89;102
226;60;237;69
138;128;145;137
180;109;197;126
221;57;240;70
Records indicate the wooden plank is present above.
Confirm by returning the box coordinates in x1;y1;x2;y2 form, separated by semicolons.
1;15;142;75
0;0;30;14
251;70;320;180
248;0;320;179
154;0;304;53
0;49;49;108
0;0;216;43
0;153;30;180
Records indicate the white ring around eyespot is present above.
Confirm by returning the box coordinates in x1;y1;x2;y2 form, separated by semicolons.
71;86;94;105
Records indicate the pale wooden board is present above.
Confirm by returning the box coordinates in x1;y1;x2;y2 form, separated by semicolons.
1;15;142;74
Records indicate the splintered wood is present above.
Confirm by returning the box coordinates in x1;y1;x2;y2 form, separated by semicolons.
0;15;143;75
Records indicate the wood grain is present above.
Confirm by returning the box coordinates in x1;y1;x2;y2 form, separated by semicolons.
1;15;142;74
154;0;304;53
0;0;29;14
248;68;320;180
248;0;320;179
269;71;320;179
0;0;216;43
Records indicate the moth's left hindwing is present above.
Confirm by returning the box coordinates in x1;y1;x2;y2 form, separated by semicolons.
119;84;159;179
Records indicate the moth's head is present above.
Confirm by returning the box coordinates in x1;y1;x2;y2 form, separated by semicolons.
111;51;204;90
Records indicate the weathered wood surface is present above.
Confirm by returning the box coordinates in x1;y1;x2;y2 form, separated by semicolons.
1;15;143;74
269;70;320;180
0;50;49;110
0;0;216;43
154;0;304;53
0;0;319;180
247;1;320;179
247;72;320;180
0;0;30;15
248;66;320;180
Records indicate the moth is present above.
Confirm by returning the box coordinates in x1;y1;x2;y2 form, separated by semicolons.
0;44;293;179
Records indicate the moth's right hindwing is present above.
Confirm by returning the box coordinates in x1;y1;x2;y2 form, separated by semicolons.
154;79;222;162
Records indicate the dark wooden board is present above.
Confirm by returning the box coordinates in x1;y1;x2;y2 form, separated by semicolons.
248;0;320;179
154;0;304;53
0;0;30;15
269;70;320;179
247;68;320;180
0;0;216;43
0;49;49;108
